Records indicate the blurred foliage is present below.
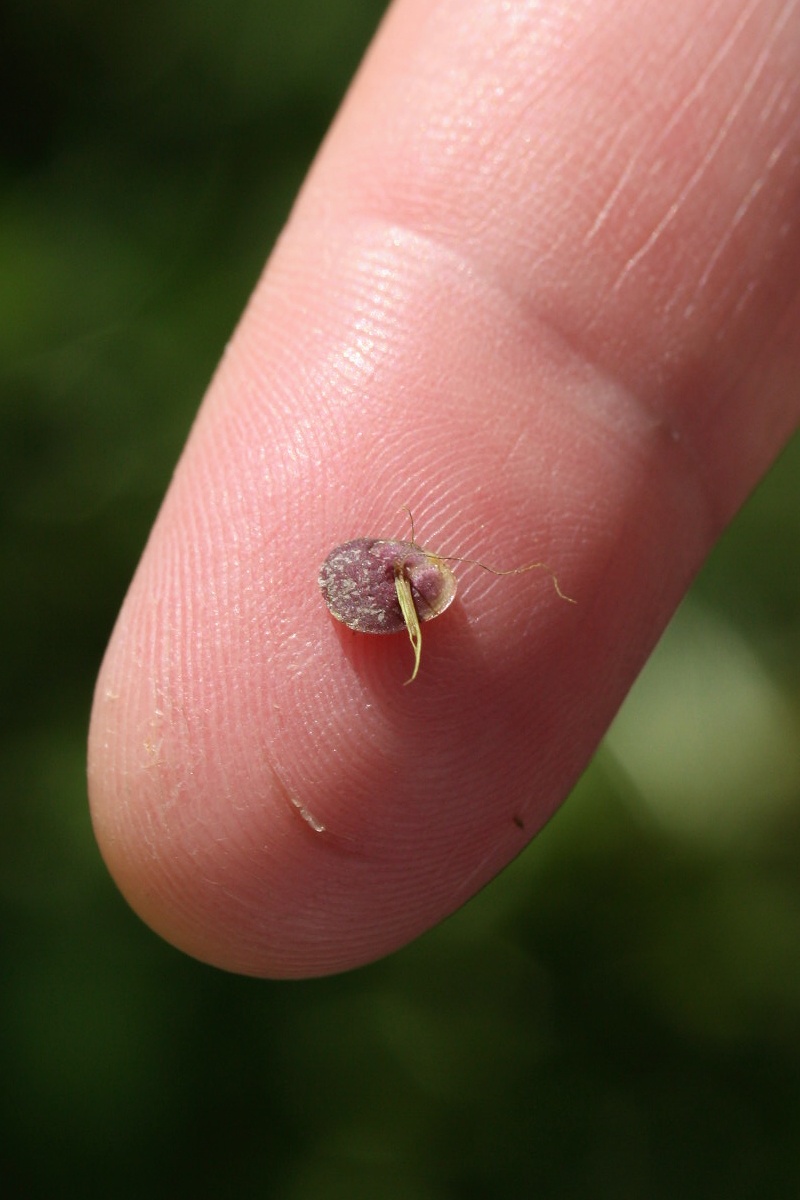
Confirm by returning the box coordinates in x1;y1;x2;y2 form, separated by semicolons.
1;1;799;1197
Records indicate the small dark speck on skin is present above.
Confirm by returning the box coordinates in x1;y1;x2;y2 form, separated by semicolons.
513;814;525;830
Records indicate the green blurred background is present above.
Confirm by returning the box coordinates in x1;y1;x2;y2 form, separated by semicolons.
2;2;799;1195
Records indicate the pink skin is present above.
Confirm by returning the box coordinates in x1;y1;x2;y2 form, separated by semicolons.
88;0;800;978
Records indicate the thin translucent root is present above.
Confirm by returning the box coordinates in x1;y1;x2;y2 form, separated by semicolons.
439;554;576;604
398;505;576;605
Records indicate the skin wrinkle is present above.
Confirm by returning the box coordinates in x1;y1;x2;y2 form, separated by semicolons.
585;0;734;246
758;63;799;126
580;21;719;246
584;125;644;245
609;0;797;296
688;145;783;318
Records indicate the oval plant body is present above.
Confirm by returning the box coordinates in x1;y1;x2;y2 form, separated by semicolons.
319;538;457;635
